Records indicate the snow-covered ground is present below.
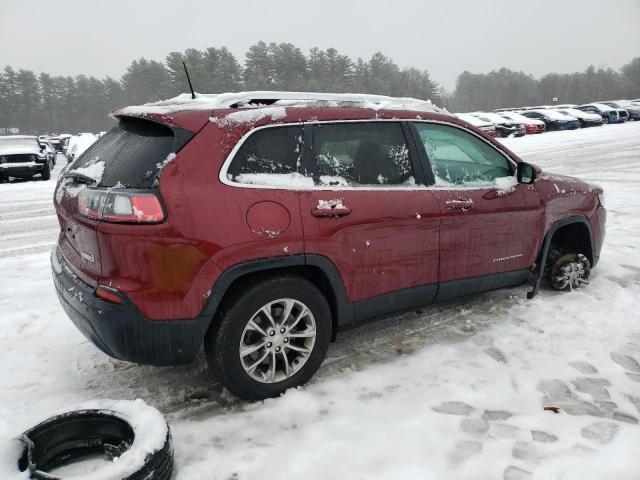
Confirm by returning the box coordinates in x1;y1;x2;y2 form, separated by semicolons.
1;123;640;479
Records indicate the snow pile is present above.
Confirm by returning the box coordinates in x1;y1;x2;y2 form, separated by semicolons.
117;91;449;117
233;172;314;188
72;160;105;184
211;107;287;126
495;175;518;195
316;198;347;210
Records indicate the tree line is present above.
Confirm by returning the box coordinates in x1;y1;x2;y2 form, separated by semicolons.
0;39;638;134
449;59;640;112
0;42;439;134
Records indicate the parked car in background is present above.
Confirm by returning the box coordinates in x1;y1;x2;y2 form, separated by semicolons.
0;135;53;181
38;138;57;166
51;91;606;400
519;109;580;130
598;101;640;121
468;112;525;137
498;111;546;134
576;103;625;124
552;104;578;109
66;133;98;161
553;108;603;127
455;113;497;136
58;134;72;156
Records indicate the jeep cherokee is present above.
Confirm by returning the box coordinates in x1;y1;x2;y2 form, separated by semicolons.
51;91;606;400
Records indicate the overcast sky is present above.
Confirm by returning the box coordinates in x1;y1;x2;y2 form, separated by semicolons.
1;0;639;90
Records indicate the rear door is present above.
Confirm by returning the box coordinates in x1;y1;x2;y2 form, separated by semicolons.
410;122;544;301
298;121;441;322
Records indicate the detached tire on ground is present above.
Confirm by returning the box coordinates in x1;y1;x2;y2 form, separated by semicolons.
18;404;173;480
206;276;332;400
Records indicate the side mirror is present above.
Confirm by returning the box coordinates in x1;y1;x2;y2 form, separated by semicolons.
517;162;537;184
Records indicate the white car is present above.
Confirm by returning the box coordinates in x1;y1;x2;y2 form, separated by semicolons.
66;133;98;162
455;113;497;136
553;108;603;127
468;112;526;137
498;111;546;134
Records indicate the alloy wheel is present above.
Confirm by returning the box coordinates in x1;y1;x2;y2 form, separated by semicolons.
239;298;317;383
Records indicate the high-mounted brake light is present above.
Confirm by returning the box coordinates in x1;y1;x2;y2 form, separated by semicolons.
78;189;164;224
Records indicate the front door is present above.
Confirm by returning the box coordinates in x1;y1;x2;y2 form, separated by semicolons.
411;122;544;301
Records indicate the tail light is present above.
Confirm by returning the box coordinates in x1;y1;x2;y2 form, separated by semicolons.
78;188;164;224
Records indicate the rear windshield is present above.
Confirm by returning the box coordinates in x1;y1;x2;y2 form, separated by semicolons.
71;117;191;188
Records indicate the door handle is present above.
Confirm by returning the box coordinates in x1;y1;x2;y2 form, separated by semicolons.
311;207;352;218
445;199;474;211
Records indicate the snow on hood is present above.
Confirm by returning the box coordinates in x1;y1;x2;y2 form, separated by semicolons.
0;146;41;156
117;91;449;117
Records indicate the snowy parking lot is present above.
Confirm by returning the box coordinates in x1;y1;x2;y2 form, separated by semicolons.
1;122;640;479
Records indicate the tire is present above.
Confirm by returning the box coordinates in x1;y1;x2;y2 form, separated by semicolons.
602;116;609;124
41;161;51;180
549;253;591;291
18;405;173;480
206;275;332;400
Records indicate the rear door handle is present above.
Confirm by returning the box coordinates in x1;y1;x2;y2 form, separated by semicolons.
311;207;352;218
445;199;474;211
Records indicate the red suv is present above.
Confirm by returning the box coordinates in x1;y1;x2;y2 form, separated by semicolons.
52;92;606;400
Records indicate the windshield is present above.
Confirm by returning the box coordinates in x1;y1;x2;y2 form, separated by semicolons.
0;137;39;148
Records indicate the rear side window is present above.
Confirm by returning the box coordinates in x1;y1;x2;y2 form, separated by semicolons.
72;117;189;188
226;126;305;186
311;122;413;186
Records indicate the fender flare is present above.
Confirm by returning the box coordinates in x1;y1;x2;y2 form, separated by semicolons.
527;215;594;299
200;253;353;338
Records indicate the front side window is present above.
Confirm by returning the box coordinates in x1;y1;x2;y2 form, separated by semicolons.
311;122;414;187
227;126;306;186
413;123;512;186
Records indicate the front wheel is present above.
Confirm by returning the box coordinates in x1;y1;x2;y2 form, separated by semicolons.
205;276;332;400
41;161;51;180
549;253;591;291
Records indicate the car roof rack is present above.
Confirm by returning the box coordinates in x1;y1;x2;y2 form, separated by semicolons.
117;91;448;117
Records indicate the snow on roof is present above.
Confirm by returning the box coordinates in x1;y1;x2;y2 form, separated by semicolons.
117;91;448;117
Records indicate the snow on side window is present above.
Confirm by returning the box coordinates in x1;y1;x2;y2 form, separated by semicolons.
414;123;514;188
312;122;414;187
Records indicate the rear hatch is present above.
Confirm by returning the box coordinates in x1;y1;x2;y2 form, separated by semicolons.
54;116;196;286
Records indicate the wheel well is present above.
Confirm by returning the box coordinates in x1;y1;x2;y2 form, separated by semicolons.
216;266;339;341
548;222;593;265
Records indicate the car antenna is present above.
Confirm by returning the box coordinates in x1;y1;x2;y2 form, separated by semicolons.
183;62;196;100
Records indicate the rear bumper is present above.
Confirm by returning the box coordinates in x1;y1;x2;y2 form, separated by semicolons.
51;246;208;366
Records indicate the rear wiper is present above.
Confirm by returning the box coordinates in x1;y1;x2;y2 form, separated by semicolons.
64;171;97;185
